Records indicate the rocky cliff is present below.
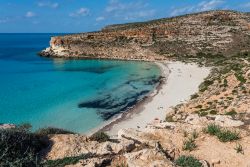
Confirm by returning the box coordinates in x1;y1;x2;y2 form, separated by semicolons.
40;10;250;61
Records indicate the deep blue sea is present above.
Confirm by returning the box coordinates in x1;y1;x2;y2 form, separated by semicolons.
0;33;161;133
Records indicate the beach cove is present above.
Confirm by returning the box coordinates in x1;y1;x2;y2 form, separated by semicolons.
95;61;211;136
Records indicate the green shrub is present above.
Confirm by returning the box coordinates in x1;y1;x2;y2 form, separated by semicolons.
199;80;214;92
225;110;237;116
183;138;196;151
0;128;49;167
175;155;202;167
217;129;240;142
192;130;199;139
204;124;240;142
190;93;199;99
16;123;32;132
209;110;218;115
195;105;203;108
166;115;175;122
223;79;228;87
195;108;209;117
235;73;246;84
90;131;110;142
199;111;208;117
205;124;221;135
35;127;75;135
43;154;92;167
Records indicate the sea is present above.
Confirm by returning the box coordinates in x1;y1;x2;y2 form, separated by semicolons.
0;33;161;133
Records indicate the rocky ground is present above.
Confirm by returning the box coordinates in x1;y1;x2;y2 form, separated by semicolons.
43;112;250;167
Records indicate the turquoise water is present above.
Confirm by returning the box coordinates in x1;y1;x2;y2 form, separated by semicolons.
0;33;161;133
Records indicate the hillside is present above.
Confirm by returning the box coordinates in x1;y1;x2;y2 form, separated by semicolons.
40;10;250;60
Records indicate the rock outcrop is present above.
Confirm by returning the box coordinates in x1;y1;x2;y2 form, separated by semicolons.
45;112;250;167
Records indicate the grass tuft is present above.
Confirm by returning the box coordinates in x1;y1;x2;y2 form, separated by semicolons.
175;155;202;167
217;129;240;142
192;130;199;139
183;137;197;151
204;124;240;142
234;143;244;154
225;110;237;116
205;124;221;135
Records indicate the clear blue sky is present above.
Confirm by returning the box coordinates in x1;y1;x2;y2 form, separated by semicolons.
0;0;249;33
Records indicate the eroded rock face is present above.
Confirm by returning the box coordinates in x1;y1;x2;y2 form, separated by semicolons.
40;10;250;60
50;37;64;48
46;134;135;160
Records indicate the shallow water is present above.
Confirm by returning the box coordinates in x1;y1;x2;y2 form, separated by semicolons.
0;33;161;133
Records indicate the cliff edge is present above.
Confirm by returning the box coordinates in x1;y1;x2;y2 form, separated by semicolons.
40;10;250;61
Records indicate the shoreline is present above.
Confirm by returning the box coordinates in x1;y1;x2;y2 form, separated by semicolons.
86;61;168;136
88;61;211;137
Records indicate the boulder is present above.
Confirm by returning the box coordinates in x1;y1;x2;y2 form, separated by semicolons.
214;115;244;127
147;122;176;130
184;114;208;125
125;148;174;167
65;157;110;167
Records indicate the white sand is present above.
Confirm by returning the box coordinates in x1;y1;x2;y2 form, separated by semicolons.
106;61;211;137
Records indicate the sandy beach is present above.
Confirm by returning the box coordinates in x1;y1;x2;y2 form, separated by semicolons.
98;61;211;137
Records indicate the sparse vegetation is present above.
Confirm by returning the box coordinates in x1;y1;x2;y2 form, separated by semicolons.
183;131;188;137
235;73;246;84
166;115;175;122
190;93;199;99
199;80;214;92
183;137;197;151
204;124;221;135
225;109;237;116
116;162;129;167
204;124;240;142
175;155;202;167
192;130;199;139
209;110;218;115
195;108;209;117
43;154;92;167
217;129;240;142
234;143;244;154
0;125;49;167
36;127;75;135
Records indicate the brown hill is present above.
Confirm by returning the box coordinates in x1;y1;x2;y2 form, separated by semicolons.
40;10;250;61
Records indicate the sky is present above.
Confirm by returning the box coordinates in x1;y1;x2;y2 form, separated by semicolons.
0;0;249;33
